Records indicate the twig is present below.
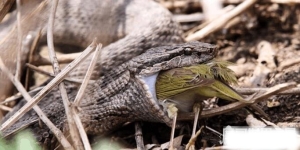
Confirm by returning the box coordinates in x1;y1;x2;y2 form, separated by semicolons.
185;126;204;150
26;63;84;84
178;82;296;120
0;104;12;112
246;41;276;86
0;87;44;105
72;44;103;150
46;0;61;75
73;44;102;105
135;122;145;150
25;29;42;90
0;41;96;132
278;58;300;71
192;103;203;136
173;13;204;23
235;86;300;95
185;5;235;37
31;53;82;66
0;0;15;22
261;118;280;128
200;0;223;21
15;0;23;81
0;57;74;150
277;122;300;128
185;0;257;41
205;126;223;137
169;113;177;150
26;63;55;76
54;53;81;63
71;111;91;150
46;0;83;148
246;114;267;127
192;107;200;136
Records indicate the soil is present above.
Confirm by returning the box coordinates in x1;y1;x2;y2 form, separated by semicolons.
106;2;300;149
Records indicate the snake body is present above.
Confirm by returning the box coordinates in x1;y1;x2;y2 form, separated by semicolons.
0;0;184;100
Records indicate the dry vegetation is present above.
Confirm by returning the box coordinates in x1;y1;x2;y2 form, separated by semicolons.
1;0;300;149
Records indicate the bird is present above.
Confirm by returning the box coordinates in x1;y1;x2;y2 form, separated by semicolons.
155;59;249;148
156;59;249;115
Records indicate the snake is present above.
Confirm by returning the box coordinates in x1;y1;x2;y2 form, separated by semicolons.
0;0;184;101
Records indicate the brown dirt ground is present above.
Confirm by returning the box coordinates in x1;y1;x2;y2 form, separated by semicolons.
102;2;300;149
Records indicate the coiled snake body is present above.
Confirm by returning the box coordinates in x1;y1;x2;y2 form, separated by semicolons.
0;0;184;100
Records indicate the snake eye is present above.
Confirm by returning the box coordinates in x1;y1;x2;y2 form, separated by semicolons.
208;48;214;53
184;47;192;55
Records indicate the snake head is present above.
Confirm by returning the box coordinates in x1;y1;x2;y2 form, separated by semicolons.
130;41;218;76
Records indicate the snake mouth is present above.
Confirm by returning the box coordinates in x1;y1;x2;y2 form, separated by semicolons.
138;73;173;125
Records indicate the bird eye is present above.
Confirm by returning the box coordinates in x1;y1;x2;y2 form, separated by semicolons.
184;47;192;55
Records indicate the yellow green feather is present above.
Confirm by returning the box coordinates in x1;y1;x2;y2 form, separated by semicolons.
156;59;248;102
